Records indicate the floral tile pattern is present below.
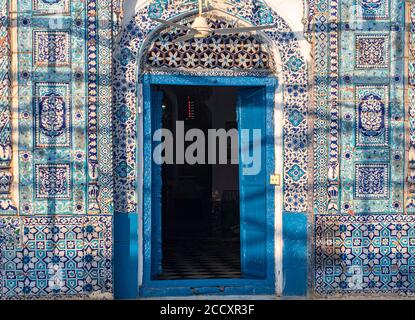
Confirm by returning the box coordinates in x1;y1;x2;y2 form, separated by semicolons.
354;164;389;199
357;0;390;19
355;34;389;69
0;0;15;214
34;82;71;148
33;0;70;15
355;85;389;147
407;0;415;211
35;164;71;199
33;31;70;67
312;0;341;214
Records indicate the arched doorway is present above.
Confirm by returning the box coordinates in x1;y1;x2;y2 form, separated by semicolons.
113;0;309;298
142;16;276;296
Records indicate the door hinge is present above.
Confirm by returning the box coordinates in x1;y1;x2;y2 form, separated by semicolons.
270;174;281;186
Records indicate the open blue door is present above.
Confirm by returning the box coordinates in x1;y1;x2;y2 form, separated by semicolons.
237;87;267;279
151;86;164;278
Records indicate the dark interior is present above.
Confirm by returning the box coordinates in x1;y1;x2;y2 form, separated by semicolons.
156;85;241;280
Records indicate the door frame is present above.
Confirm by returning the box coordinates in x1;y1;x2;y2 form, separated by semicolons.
140;74;278;297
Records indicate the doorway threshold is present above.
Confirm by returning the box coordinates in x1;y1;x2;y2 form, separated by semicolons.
141;295;277;300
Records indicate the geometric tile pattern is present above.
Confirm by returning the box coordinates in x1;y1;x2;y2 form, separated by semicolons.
0;216;112;299
33;31;70;67
95;0;114;216
157;240;241;280
315;215;415;296
113;0;309;214
145;19;272;73
0;217;20;297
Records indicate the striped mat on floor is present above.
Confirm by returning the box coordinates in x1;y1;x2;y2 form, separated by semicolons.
156;239;241;280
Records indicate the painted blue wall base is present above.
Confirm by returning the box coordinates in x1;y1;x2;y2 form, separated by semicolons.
114;213;139;299
282;212;308;297
140;285;275;297
114;210;309;298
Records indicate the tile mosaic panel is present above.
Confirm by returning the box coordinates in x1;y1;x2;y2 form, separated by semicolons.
33;0;70;15
355;34;389;69
314;0;408;297
17;0;92;215
354;163;389;199
0;216;112;299
355;85;389;147
315;215;415;296
34;82;70;148
6;0;113;300
96;0;114;215
87;0;100;214
338;0;405;215
35;164;71;199
0;0;16;214
145;19;272;74
0;217;20;297
33;30;70;67
408;1;415;211
312;0;340;214
357;0;390;19
409;2;415;147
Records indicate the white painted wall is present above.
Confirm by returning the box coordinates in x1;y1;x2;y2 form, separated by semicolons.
123;0;305;34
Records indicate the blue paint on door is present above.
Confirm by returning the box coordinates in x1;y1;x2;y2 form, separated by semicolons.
237;87;267;279
150;88;164;278
140;74;277;297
